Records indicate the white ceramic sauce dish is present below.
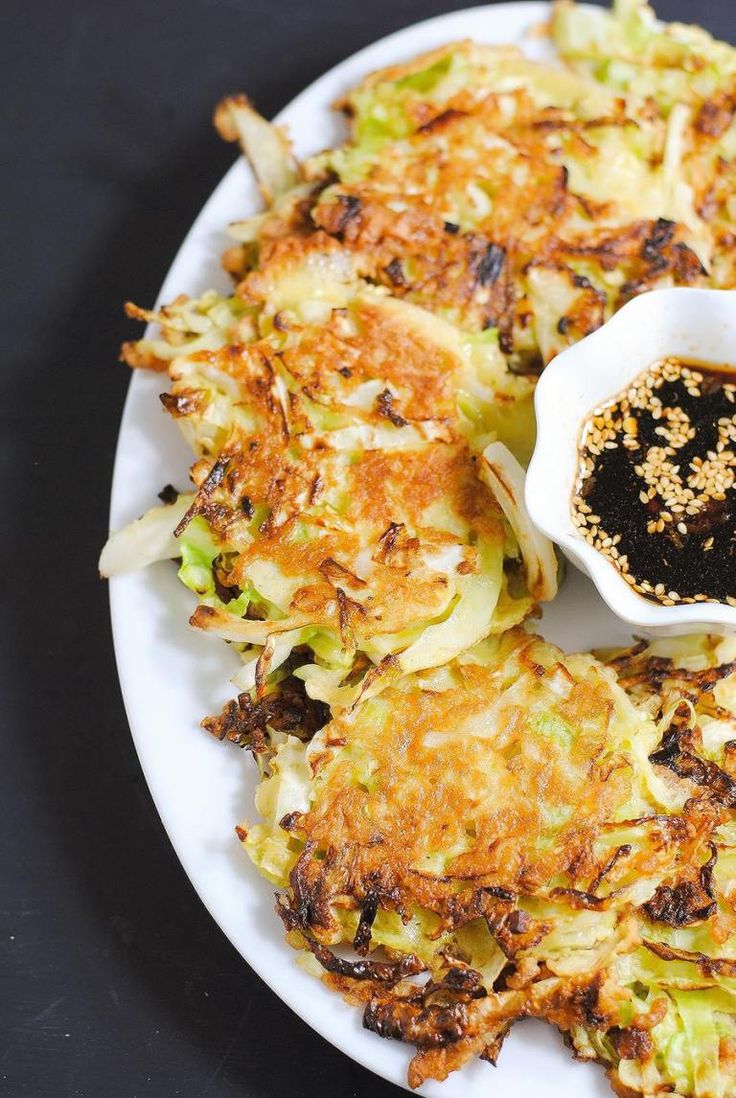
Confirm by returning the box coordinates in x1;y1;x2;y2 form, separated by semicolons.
525;287;736;636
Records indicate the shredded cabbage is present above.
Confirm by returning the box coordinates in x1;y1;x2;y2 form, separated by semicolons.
99;495;193;576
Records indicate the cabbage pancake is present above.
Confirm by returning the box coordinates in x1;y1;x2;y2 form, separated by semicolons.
102;263;541;705
243;629;736;1097
215;0;736;372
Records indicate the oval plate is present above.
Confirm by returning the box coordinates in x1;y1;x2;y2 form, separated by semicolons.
109;4;631;1094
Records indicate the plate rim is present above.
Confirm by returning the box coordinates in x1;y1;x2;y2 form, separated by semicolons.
106;5;620;1096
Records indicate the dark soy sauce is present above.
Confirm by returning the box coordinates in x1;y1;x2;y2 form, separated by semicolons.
572;358;736;606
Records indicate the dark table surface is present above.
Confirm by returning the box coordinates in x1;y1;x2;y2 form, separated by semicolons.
4;1;736;1095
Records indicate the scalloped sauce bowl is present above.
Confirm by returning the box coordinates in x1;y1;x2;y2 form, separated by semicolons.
525;288;736;636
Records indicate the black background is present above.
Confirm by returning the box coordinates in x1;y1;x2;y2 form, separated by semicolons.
3;1;736;1095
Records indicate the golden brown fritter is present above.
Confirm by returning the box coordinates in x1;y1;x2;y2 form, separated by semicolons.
244;630;736;1093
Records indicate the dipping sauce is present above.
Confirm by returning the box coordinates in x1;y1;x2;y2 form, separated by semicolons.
572;357;736;607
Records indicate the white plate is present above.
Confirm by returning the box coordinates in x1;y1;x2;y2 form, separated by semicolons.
109;5;633;1094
